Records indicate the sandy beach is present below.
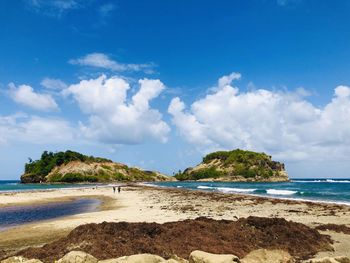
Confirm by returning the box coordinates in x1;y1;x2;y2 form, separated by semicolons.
1;185;350;261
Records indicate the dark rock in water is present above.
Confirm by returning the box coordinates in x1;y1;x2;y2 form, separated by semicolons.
17;217;332;263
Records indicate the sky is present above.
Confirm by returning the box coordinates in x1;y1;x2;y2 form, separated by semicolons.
1;0;350;179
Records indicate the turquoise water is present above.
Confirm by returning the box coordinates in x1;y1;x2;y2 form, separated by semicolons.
150;179;350;206
0;180;93;192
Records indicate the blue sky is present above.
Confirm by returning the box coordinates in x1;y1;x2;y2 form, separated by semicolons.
1;0;350;179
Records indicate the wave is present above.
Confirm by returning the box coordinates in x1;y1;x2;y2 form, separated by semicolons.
266;189;298;196
293;180;324;183
197;186;257;193
217;187;257;193
197;186;214;189
326;179;350;183
293;179;350;183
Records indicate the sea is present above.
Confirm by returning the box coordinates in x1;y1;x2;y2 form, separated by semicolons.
148;178;350;206
1;179;350;206
0;180;93;192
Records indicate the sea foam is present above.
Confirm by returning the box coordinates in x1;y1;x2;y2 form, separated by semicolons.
266;189;298;195
217;187;257;193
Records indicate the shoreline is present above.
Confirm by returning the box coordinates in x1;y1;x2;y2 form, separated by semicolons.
2;179;350;207
0;185;350;260
144;182;350;207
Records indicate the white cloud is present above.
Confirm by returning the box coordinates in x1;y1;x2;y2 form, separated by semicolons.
41;78;67;90
69;53;155;73
26;0;85;17
64;75;170;144
9;83;59;111
0;113;74;145
218;72;241;88
168;73;350;162
334;85;350;98
99;3;115;18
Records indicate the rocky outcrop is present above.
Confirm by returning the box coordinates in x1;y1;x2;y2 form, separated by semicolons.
20;150;174;183
1;257;42;263
175;149;289;182
241;249;294;263
3;251;350;263
56;251;98;263
306;257;350;263
99;254;166;263
189;250;239;263
45;161;174;183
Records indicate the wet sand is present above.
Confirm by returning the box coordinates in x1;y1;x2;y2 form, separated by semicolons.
0;185;350;260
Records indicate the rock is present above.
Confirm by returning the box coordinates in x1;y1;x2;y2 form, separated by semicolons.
241;249;294;263
1;257;43;263
165;255;189;263
1;257;27;263
98;254;166;263
189;250;240;263
307;256;350;263
57;251;98;263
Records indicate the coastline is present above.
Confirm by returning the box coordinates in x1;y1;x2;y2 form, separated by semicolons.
1;185;350;260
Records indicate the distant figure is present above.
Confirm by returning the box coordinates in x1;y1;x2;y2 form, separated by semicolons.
118;186;121;193
113;186;116;193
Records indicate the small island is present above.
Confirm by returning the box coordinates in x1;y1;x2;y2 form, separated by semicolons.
21;150;174;183
175;149;289;182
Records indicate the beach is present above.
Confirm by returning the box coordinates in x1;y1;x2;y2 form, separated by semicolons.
0;184;350;261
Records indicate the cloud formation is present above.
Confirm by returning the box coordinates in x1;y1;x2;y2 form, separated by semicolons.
168;73;350;162
69;53;154;73
0;113;74;145
9;83;58;111
64;75;170;144
41;78;67;90
26;0;86;17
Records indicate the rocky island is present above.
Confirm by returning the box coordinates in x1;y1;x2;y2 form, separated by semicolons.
175;149;289;182
20;150;173;183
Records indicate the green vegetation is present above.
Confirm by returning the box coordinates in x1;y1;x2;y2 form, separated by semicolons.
175;167;223;180
203;149;270;165
21;150;171;183
22;150;112;183
176;149;284;181
50;173;98;183
113;172;130;181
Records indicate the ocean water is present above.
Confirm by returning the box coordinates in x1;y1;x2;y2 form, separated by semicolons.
149;179;350;206
0;180;93;192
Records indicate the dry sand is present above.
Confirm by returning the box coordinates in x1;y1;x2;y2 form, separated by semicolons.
0;185;350;260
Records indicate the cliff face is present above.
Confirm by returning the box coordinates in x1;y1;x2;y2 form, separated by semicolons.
175;149;289;182
20;150;174;183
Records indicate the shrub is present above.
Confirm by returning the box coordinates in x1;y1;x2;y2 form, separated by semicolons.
60;173;98;183
175;167;223;181
24;150;112;182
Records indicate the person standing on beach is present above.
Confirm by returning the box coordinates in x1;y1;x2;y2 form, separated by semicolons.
113;186;116;193
118;186;121;193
